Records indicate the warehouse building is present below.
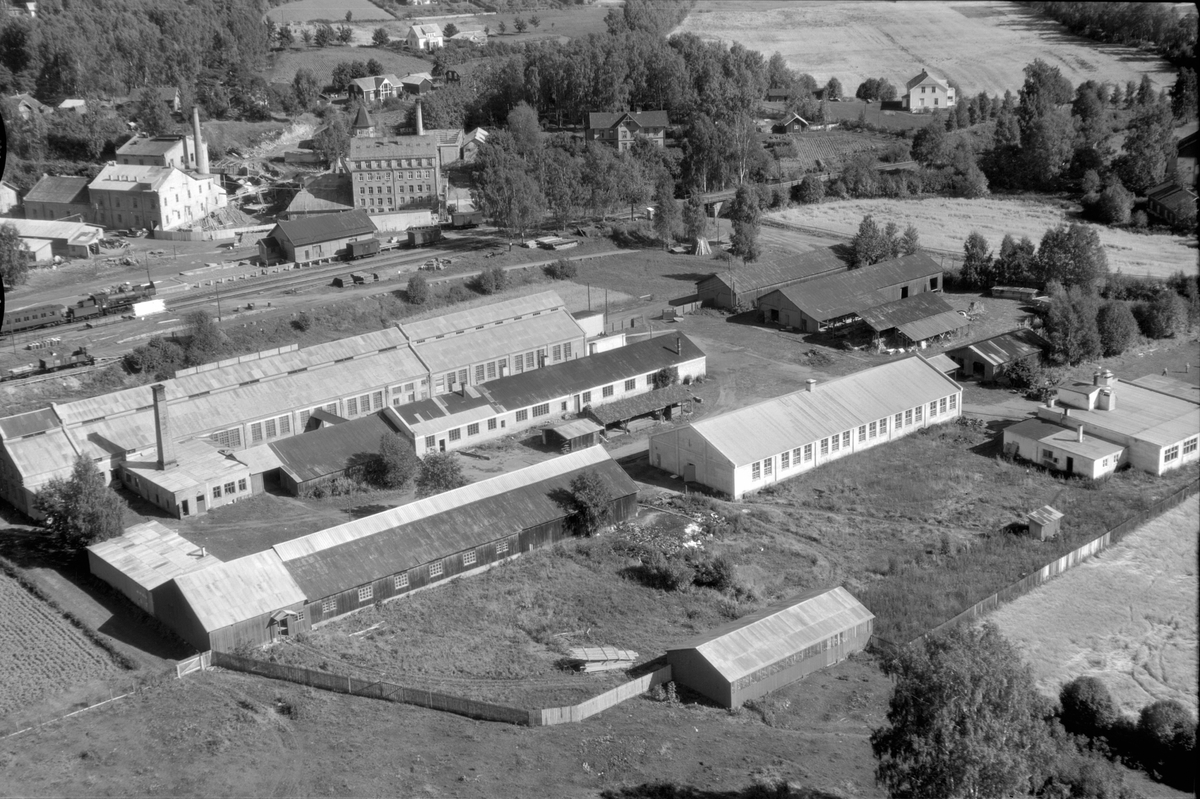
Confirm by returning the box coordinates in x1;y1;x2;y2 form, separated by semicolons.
86;521;218;616
2;217;103;261
650;356;962;499
393;333;706;456
665;586;874;708
257;209;377;263
696;247;846;310
1006;369;1200;477
757;253;943;333
20;175;95;223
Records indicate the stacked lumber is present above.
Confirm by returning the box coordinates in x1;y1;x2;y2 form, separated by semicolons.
566;646;638;673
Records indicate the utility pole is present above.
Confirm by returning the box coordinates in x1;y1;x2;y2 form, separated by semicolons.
215;278;223;322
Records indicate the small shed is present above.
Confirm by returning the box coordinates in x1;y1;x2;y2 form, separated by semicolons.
542;418;603;452
87;521;218;616
666;586;874;708
1027;505;1063;541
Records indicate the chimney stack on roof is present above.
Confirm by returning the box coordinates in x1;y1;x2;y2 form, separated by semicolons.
806;378;817;392
151;383;177;471
1097;388;1116;411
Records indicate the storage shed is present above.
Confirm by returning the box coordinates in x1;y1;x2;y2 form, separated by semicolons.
542;418;603;452
87;521;218;616
947;328;1048;382
666;586;874;708
1027;505;1063;541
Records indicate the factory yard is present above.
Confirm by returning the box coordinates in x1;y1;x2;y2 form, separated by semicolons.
674;0;1177;96
771;198;1199;278
990;494;1199;719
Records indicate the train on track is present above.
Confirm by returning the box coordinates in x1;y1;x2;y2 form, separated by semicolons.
3;346;96;383
1;282;157;336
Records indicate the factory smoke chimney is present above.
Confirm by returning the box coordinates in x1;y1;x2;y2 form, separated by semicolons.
416;99;424;136
192;106;209;175
152;383;177;471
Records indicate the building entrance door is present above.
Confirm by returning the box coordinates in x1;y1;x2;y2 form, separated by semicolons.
1065;456;1075;474
439;439;446;452
182;499;189;516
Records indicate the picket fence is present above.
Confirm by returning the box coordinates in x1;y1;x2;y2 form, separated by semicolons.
210;650;670;726
871;479;1200;656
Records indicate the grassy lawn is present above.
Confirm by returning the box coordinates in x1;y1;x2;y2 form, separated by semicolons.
264;45;429;84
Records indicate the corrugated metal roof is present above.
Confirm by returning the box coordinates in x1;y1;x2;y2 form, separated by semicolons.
0;407;60;439
924;353;959;374
948;328;1048;368
4;428;78;481
1028;505;1064;526
548;419;603;439
775;253;942;322
683;356;961;466
5;218;104;243
172;551;306;633
22;175;90;205
87;520;218;591
268;411;400;483
1128;374;1200;403
401;291;564;341
589;383;694;425
896;310;969;342
124;438;247;494
411;311;584;375
667;586;874;683
1051;380;1199;448
700;247;845;295
273;210;375;248
278;449;638;599
275;446;617;562
233;443;284;475
1005;418;1126;460
859;292;958;332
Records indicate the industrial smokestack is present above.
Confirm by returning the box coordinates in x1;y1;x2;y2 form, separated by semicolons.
152;383;177;470
806;379;816;392
192;106;208;175
416;99;424;136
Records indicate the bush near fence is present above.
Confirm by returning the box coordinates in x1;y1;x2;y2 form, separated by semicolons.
870;480;1200;657
211;650;672;726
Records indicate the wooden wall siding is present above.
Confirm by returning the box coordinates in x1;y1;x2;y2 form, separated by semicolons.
533;666;673;725
729;619;872;708
305;493;637;626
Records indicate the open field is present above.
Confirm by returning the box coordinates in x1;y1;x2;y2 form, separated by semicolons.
265;0;393;23
771;198;1199;278
990;495;1199;719
264;45;428;84
675;0;1177;97
0;569;122;719
783;130;896;171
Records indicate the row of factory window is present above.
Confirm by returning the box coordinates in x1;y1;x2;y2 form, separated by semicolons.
212;479;247;499
749;395;958;481
1167;436;1199;462
360;184;429;195
353;158;434;170
322;539;512;615
357;170;433;181
433;344;574;393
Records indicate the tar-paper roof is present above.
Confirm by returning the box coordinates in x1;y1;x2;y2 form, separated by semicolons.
401;291;565;341
272;209;375;248
588;110;669;129
1127;374;1200;404
409;310;584;375
924;353;960;374
5;218;105;244
683;355;961;466
123;438;247;495
117;135;190;158
22;175;90;206
588;383;693;426
667;586;874;683
348;135;438;160
948;328;1047;368
859;293;968;341
90;163;183;193
547;418;603;439
700;247;846;295
1028;505;1064;526
172;550;306;633
3;427;78;483
88;520;218;591
269;411;399;483
0;407;60;440
1004;418;1125;460
274;448;637;599
1050;379;1199;448
773;253;942;322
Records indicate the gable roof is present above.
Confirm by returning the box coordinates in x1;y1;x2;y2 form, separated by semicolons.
22;175;90;206
948;328;1047;367
409;23;443;38
858;292;968;341
1146;181;1197;214
275;448;638;599
685;355;961;466
401;72;433;86
401;291;564;341
10;93;48;113
588;110;670;130
667;586;874;683
269;410;399;483
773;252;942;322
272;210;375;247
906;69;948;92
284;173;354;216
1004;418;1126;461
464;127;489;146
701;246;846;295
780;112;809;126
172;550;305;633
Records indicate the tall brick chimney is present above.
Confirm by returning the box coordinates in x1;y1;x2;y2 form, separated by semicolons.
416;99;424;136
192;106;209;175
152;383;177;470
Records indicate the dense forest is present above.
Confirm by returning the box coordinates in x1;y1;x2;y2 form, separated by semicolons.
1023;1;1197;66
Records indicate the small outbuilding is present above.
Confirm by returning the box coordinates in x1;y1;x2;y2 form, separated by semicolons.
542;418;603;452
87;521;218;616
665;586;874;708
1027;505;1063;541
947;328;1048;382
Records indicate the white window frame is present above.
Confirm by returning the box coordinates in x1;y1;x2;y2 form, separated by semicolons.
358;585;373;602
462;550;477;566
429;561;444;578
394;573;409;590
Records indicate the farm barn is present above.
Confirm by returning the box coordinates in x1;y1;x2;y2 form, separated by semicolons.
947;328;1048;382
696;247;846;310
87;521;217;616
155;551;308;652
666;587;874;708
278;447;637;627
756;253;943;333
650;355;962;499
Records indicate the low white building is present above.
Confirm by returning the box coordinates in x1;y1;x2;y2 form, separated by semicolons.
650;355;962;499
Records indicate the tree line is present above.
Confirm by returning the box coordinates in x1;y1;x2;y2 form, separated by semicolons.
1023;1;1197;66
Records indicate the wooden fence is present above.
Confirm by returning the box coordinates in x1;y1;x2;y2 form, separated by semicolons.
152;224;273;243
211;651;671;726
176;651;211;678
871;480;1200;657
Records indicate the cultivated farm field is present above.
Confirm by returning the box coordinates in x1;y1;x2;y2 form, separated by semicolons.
0;570;122;719
770;198;1199;278
265;0;392;24
675;0;1177;96
990;494;1199;719
784;131;893;171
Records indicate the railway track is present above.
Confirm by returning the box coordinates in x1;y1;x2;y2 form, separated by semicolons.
0;357;121;389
